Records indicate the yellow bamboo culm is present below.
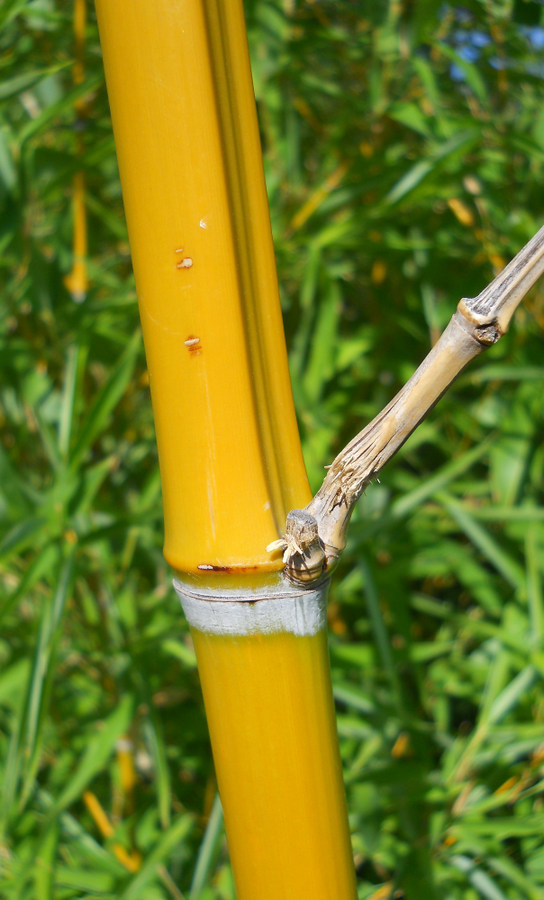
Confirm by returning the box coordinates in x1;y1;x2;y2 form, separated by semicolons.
64;0;89;303
173;580;357;899
64;170;88;303
192;624;356;899
95;1;357;896
94;0;310;574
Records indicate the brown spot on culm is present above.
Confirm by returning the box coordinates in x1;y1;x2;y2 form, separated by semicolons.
184;335;202;355
196;564;263;574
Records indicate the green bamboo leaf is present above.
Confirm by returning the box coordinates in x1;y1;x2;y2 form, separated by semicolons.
477;647;512;727
36;787;123;875
85;187;129;241
359;558;403;710
510;133;544;161
32;409;63;472
386;157;435;205
0;0;29;28
302;276;340;404
333;682;375;716
0;63;70;102
436;44;489;103
412;56;441;112
336;715;375;742
0;555;71;827
18;73;103;146
389;102;432;137
0;124;17;198
118;813;194;900
486;665;537;726
459;814;544;839
34;819;59;900
526;526;544;645
69;332;141;471
52;693;134;815
143;712;171;830
385;130;479;205
53;866;116;894
0;445;37;516
69;455;116;518
19;557;73;809
487;856;543;900
468;506;544;522
0;544;57;623
391;434;496;520
410;640;455;662
290;242;321;384
411;595;528;654
0;517;47;562
450;855;506;900
58;343;82;460
189;793;224;900
162;638;197;668
437;493;526;592
466;364;544;384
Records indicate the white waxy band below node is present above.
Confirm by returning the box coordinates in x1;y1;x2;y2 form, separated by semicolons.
173;578;328;637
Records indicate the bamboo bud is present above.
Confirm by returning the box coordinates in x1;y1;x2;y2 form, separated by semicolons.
266;509;326;583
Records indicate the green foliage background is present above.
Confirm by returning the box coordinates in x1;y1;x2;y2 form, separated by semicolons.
1;1;544;897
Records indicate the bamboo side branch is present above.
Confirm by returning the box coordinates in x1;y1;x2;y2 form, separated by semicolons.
274;225;544;584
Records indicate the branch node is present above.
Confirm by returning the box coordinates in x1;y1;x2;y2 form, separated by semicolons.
457;298;502;345
267;509;326;585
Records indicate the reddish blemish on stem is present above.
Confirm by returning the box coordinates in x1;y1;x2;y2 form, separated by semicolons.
196;564;263;573
184;335;202;355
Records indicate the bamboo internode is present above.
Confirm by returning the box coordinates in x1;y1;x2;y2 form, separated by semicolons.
95;0;310;575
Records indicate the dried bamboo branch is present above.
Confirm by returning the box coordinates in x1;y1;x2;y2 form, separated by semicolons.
269;225;544;585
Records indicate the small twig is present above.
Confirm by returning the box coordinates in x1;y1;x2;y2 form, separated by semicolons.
271;225;544;585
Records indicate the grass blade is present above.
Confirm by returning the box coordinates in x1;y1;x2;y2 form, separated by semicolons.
189;792;224;900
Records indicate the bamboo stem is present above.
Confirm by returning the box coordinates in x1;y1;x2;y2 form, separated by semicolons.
278;225;544;583
174;576;357;900
94;0;310;574
95;2;357;895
